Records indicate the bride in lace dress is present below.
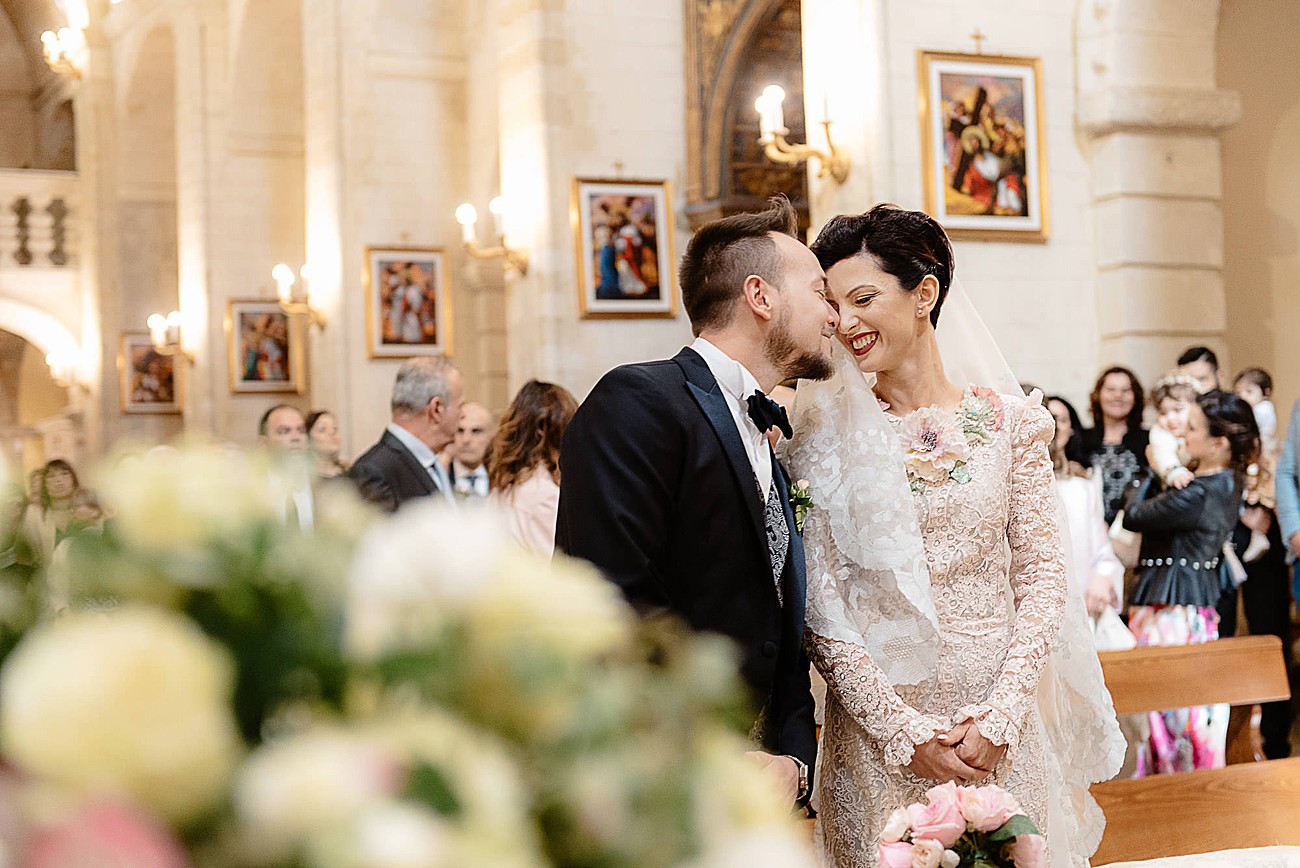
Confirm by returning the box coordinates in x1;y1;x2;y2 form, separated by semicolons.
785;206;1123;868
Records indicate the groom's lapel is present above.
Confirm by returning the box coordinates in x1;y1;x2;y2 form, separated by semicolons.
674;348;767;549
772;454;807;627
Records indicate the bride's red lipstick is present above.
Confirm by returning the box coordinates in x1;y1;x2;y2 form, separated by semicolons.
847;331;878;357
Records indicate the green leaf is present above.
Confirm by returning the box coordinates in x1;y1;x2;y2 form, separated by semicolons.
405;761;463;818
988;813;1040;842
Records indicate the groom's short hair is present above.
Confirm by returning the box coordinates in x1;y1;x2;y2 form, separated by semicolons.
678;195;799;336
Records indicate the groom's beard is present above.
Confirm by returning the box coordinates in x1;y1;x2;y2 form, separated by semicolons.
765;312;834;382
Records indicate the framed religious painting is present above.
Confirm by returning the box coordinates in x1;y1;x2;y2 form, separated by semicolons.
119;332;182;414
571;178;677;318
364;246;453;358
225;300;304;394
917;50;1049;242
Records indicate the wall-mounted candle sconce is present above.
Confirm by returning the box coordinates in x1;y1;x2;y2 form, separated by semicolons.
455;197;529;276
272;263;327;329
754;84;851;184
146;310;194;361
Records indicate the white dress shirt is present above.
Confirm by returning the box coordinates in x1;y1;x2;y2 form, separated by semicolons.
690;337;773;497
386;422;457;507
453;460;490;498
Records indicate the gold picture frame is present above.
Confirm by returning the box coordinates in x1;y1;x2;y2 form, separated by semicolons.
225;300;305;394
119;332;182;414
363;246;453;359
917;50;1049;242
571;177;678;319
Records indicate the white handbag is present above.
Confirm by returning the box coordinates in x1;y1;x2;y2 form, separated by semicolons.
1108;510;1141;569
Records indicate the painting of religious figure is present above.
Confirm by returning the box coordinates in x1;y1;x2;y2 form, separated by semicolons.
571;178;677;318
227;301;303;394
365;247;452;358
918;51;1048;241
119;333;181;414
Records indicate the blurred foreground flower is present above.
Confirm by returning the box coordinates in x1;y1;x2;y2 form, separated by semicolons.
0;606;240;824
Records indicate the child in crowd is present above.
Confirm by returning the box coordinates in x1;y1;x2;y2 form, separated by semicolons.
1147;373;1201;491
1234;367;1277;454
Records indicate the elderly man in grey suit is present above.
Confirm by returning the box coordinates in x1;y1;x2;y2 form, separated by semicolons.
349;357;464;513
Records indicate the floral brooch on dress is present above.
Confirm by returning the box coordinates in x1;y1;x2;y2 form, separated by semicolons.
899;387;1005;492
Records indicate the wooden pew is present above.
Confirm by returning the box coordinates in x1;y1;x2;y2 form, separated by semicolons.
1091;635;1300;865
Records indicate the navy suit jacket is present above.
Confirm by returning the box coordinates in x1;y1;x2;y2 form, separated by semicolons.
555;347;817;772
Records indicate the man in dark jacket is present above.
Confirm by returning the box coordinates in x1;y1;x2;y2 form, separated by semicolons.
556;196;839;807
350;357;464;513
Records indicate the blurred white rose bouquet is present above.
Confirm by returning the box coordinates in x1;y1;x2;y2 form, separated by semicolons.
0;446;814;867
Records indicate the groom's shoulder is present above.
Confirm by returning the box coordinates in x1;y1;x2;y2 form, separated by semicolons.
590;355;688;396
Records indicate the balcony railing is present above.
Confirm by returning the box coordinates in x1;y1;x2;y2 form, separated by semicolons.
0;169;80;269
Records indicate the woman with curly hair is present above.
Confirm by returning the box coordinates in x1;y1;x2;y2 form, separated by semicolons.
488;380;578;557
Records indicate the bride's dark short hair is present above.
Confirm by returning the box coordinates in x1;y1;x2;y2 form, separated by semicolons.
809;204;954;327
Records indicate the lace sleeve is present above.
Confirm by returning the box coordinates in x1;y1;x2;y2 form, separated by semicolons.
806;630;949;767
958;400;1067;750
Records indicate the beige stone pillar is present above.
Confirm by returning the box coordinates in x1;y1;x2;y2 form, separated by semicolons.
171;0;217;431
799;0;886;235
494;0;572;392
1077;0;1240;384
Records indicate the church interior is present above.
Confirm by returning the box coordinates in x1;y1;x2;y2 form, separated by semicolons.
2;0;1300;865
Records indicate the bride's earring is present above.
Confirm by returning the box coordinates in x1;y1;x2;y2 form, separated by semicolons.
917;305;925;318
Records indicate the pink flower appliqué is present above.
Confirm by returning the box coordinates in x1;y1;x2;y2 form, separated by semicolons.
900;407;971;486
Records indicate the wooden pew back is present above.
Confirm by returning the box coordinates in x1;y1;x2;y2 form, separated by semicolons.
1091;635;1299;865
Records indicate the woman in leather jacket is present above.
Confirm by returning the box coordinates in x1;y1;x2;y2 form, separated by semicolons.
1121;391;1260;775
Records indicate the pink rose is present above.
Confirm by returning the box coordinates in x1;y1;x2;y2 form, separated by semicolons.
26;800;190;868
906;782;965;848
910;838;944;868
1008;833;1047;868
957;784;1022;832
878;841;914;868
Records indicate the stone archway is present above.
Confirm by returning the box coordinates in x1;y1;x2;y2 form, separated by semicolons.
684;0;810;230
0;298;81;471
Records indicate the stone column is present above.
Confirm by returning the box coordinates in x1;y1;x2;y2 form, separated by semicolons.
172;0;217;431
1077;0;1240;383
494;0;570;392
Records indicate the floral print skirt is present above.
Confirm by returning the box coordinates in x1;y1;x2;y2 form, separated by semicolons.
1127;604;1228;775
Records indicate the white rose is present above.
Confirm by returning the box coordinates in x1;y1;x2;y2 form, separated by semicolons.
940;849;961;868
235;728;401;861
311;802;452;868
911;838;944;868
346;503;514;658
686;829;819;868
0;606;240;823
881;807;911;843
99;447;278;555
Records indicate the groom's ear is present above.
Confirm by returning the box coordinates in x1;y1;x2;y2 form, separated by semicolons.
743;274;775;322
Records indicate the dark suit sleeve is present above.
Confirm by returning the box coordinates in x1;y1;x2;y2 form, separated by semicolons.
555;366;680;612
349;460;399;514
774;647;817;778
1123;474;1209;533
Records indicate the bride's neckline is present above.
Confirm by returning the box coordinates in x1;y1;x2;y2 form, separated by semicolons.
876;384;973;420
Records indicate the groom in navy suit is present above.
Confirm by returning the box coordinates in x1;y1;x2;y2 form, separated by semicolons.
556;197;839;806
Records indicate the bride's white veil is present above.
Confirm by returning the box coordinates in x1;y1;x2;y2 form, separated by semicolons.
785;278;1124;864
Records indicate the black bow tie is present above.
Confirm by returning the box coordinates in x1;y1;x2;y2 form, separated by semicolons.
747;390;792;440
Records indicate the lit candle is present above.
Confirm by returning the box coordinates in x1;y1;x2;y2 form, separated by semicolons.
760;85;786;138
147;313;168;347
455;203;478;244
488;197;506;238
272;263;295;305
